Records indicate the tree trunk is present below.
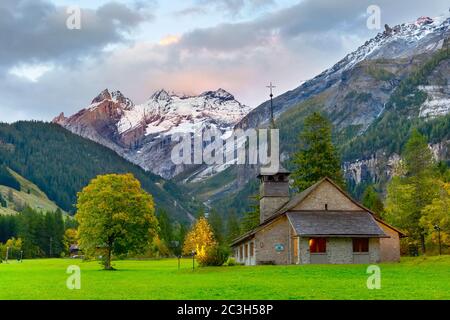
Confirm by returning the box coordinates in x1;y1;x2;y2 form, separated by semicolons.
104;247;113;270
420;234;426;254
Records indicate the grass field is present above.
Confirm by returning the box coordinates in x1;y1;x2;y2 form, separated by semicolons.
0;256;449;300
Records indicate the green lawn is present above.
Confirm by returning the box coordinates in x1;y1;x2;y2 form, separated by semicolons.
0;256;449;300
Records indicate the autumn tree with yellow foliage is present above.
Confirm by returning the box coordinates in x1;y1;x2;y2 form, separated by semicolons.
183;217;223;264
420;181;450;248
76;174;158;270
183;217;216;256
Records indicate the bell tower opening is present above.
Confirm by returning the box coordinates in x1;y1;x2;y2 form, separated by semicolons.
258;167;291;223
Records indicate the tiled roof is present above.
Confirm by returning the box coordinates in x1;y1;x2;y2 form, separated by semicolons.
287;211;388;237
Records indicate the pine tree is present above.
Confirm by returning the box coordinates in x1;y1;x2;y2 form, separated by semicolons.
404;129;434;177
0;193;7;208
291;112;344;192
242;195;260;232
225;210;241;244
362;185;384;217
157;209;173;244
385;129;439;253
207;209;225;245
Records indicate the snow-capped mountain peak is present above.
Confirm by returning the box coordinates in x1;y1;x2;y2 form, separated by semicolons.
200;88;235;101
150;89;172;102
92;88;112;104
111;90;134;109
118;88;251;135
54;88;252;178
321;16;450;79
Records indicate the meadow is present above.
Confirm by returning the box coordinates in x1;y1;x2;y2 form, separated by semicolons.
0;256;449;300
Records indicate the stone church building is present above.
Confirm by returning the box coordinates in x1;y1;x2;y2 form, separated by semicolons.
231;170;405;265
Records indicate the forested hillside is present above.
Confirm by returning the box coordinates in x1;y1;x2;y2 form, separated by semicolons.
0;121;200;222
0;168;63;215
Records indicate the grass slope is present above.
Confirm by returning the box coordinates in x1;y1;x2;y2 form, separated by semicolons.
0;169;63;215
0;256;449;300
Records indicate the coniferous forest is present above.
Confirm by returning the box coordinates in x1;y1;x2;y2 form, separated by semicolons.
0;121;200;221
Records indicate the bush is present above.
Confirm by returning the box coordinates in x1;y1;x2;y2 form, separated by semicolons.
226;257;237;266
197;246;230;267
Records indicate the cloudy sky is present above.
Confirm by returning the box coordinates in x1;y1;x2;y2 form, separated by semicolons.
1;0;450;122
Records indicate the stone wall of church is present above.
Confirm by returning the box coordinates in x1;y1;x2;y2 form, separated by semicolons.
369;238;381;263
293;180;362;211
254;216;292;265
298;237;381;264
260;196;290;223
327;238;353;263
378;223;401;262
299;238;310;264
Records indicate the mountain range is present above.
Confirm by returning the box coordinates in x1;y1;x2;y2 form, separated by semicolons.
54;88;251;180
50;15;450;215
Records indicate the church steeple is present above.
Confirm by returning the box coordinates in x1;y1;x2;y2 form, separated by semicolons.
258;166;290;223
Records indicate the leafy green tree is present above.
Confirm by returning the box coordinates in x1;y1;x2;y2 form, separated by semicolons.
76;174;159;270
362;185;384;217
291;112;344;192
420;181;450;249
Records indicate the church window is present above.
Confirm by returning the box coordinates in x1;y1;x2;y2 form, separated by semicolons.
309;238;326;253
353;238;369;253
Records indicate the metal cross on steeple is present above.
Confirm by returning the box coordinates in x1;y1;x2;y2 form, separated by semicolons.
266;82;276;128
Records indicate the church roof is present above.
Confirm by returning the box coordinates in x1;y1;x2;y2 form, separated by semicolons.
287;211;388;238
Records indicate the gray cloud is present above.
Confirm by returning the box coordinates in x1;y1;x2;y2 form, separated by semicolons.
179;0;275;18
0;0;152;68
202;0;275;16
180;0;450;52
174;6;208;17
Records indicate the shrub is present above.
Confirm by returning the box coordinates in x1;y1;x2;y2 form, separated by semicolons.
197;245;230;267
226;257;237;266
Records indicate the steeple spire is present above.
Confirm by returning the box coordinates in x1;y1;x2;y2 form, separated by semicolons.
266;82;276;128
